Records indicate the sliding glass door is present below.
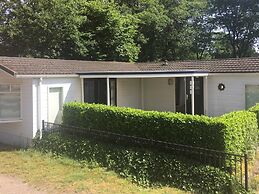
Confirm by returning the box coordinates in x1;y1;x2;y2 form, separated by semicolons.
175;77;204;115
84;78;117;105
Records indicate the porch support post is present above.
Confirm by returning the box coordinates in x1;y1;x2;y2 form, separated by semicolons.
204;76;208;115
184;77;187;113
191;76;195;115
141;78;144;109
81;78;84;102
107;77;110;106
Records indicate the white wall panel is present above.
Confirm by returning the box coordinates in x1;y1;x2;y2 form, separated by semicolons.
207;74;259;116
117;78;141;109
40;78;82;123
0;70;33;147
143;78;175;112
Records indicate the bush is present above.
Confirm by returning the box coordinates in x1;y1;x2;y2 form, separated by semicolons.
63;102;258;156
63;102;226;151
33;132;244;193
248;103;259;112
248;104;259;129
218;111;258;156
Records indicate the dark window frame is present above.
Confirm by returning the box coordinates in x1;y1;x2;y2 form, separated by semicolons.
83;78;117;106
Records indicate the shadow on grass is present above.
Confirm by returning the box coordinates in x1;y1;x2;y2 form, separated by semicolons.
32;133;244;194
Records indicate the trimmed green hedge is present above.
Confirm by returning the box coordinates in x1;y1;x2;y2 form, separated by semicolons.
218;111;258;155
33;132;244;193
248;103;259;128
63;102;258;155
248;103;259;112
63;102;226;151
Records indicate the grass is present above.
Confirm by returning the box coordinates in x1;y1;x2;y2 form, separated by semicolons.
0;145;188;194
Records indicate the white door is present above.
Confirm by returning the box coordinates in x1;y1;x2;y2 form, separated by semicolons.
48;87;63;123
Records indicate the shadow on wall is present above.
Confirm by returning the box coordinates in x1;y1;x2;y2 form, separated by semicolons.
47;80;81;124
0;130;31;148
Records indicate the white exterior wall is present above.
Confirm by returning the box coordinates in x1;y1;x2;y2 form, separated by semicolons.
207;73;259;116
0;74;82;147
3;70;259;147
143;78;175;112
0;70;33;147
36;77;82;134
116;77;175;112
117;78;141;109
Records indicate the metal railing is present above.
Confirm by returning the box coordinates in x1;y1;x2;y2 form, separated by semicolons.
41;120;249;191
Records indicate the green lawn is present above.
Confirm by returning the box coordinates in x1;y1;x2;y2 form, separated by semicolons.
0;145;188;194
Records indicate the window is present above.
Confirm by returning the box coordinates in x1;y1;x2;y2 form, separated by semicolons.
0;84;21;120
84;79;107;104
84;78;117;105
245;85;259;109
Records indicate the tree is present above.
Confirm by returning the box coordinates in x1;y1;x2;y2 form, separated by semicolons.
208;0;259;58
191;15;214;60
159;0;208;60
0;0;84;58
115;0;207;61
78;1;140;62
0;0;140;61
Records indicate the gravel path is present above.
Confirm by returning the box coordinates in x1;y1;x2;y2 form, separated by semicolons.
0;175;46;194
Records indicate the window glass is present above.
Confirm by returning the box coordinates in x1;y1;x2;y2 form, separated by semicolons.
0;84;21;120
84;79;109;105
0;93;21;119
84;79;117;106
245;85;259;109
84;80;96;103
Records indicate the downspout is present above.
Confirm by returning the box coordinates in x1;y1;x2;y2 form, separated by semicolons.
37;77;43;139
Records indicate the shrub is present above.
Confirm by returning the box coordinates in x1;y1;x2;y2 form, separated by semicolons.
63;102;258;156
218;111;258;156
63;102;226;151
248;103;259;112
33;132;245;193
248;103;259;129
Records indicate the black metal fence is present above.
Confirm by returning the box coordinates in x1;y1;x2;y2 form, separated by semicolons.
42;120;249;191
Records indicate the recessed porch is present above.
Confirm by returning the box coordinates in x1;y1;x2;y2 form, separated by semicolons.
79;71;208;115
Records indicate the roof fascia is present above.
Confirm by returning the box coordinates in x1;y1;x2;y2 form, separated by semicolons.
0;65;16;77
209;72;259;76
79;72;209;79
15;74;79;78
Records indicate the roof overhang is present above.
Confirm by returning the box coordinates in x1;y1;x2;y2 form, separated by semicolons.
15;74;79;78
0;65;16;76
78;70;209;78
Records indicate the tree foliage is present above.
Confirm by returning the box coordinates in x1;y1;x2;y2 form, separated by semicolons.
0;0;259;61
0;0;139;61
78;1;139;62
208;0;259;58
0;0;84;58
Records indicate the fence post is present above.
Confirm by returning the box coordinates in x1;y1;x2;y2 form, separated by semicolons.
41;120;45;139
244;153;249;191
42;120;45;131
